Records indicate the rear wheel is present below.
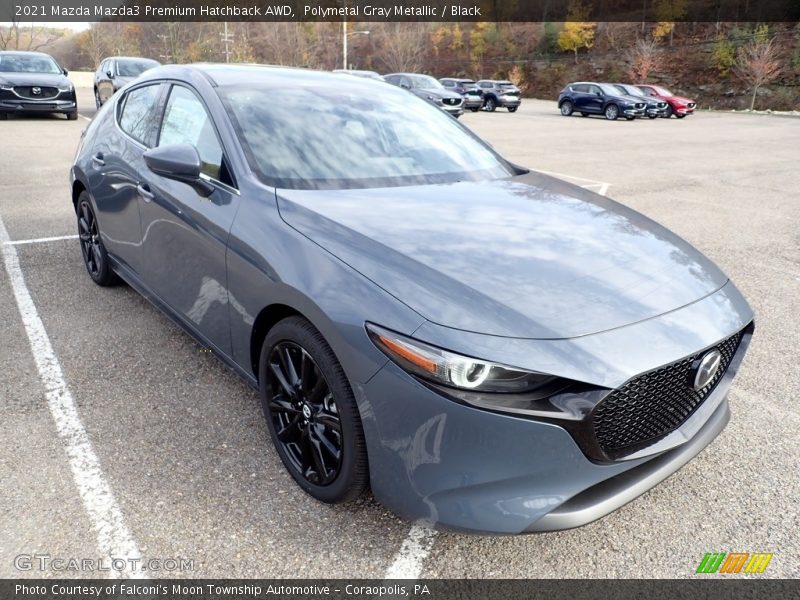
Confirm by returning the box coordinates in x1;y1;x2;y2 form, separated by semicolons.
76;192;118;286
259;316;368;504
580;112;589;117
484;97;497;112
560;100;574;116
604;104;620;120
508;106;517;113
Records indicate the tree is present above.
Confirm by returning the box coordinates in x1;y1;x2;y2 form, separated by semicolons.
711;34;736;76
375;23;430;73
557;1;596;63
652;0;686;45
626;38;662;82
734;35;783;110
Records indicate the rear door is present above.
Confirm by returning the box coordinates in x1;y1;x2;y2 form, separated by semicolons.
138;83;240;355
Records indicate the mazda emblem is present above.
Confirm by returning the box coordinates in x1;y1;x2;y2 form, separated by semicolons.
693;349;722;391
32;87;41;95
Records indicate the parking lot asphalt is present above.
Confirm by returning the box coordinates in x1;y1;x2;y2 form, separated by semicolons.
1;89;798;579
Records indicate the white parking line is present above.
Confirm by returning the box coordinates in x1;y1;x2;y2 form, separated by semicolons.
79;114;91;122
0;215;144;579
384;525;437;580
3;234;79;246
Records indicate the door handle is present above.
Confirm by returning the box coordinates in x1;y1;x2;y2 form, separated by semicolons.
137;183;155;202
92;153;105;167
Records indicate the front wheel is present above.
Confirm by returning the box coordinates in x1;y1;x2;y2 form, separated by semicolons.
648;114;657;119
625;116;635;121
76;192;118;286
94;89;102;109
604;104;620;120
469;107;480;112
560;100;574;116
259;316;368;504
508;106;518;113
484;97;497;112
675;114;686;119
66;111;78;121
664;105;674;118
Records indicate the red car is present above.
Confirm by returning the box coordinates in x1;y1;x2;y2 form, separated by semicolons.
635;84;696;118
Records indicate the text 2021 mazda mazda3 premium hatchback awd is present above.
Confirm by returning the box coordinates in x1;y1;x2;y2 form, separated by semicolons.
70;65;753;534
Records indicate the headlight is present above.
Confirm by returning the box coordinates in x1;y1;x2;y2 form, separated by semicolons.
367;324;553;393
0;85;13;91
58;85;74;92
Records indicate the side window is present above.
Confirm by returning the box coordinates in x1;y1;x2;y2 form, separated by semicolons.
400;76;411;88
158;85;226;183
590;85;602;95
385;75;397;85
118;84;163;147
98;60;106;75
442;80;453;88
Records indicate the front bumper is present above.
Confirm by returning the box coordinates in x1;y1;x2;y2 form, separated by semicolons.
358;282;753;534
676;105;696;115
463;96;483;109
0;98;76;114
442;104;464;117
623;107;646;117
499;95;521;107
645;106;668;117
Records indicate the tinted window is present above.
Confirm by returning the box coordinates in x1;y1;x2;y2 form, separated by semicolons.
441;80;454;87
117;59;159;78
118;84;162;146
158;85;224;181
219;82;513;190
572;84;588;93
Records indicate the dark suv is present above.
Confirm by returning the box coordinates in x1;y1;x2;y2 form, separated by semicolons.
611;83;668;118
558;82;645;121
0;51;77;120
384;73;464;117
476;80;521;112
439;78;484;112
94;56;160;108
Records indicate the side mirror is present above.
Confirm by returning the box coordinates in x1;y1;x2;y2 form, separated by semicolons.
63;68;69;76
143;144;214;197
400;83;410;89
106;70;113;79
596;91;603;97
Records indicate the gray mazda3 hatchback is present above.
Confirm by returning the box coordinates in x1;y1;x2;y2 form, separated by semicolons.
70;65;754;534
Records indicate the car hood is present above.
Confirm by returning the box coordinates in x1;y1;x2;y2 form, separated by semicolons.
617;94;646;104
276;172;729;339
0;72;70;87
672;96;694;105
417;87;462;100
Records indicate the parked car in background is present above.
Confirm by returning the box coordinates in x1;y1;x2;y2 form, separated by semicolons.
558;82;646;121
476;80;521;112
384;73;464;117
94;56;160;108
439;78;484;112
0;51;77;120
611;83;668;118
635;84;696;118
333;69;385;81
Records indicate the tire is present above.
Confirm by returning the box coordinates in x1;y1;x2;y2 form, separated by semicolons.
469;107;479;112
648;114;657;119
604;104;620;120
259;316;368;504
484;97;497;112
625;116;635;121
675;114;686;119
76;192;119;286
0;113;7;120
664;105;674;118
580;112;589;117
559;100;573;116
66;111;78;121
94;88;102;109
508;106;517;113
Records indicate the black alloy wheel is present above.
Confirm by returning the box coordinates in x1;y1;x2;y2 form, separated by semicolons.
259;317;368;503
76;192;118;286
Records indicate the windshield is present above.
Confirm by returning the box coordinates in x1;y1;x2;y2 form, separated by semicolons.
615;84;642;96
650;85;672;96
408;75;442;89
0;54;61;74
116;59;159;78
218;82;514;190
598;83;623;96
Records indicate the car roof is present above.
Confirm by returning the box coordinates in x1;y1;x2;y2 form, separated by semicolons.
137;63;389;89
0;50;54;57
106;56;160;62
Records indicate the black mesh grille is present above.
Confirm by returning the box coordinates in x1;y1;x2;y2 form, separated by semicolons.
14;86;59;99
592;332;743;456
